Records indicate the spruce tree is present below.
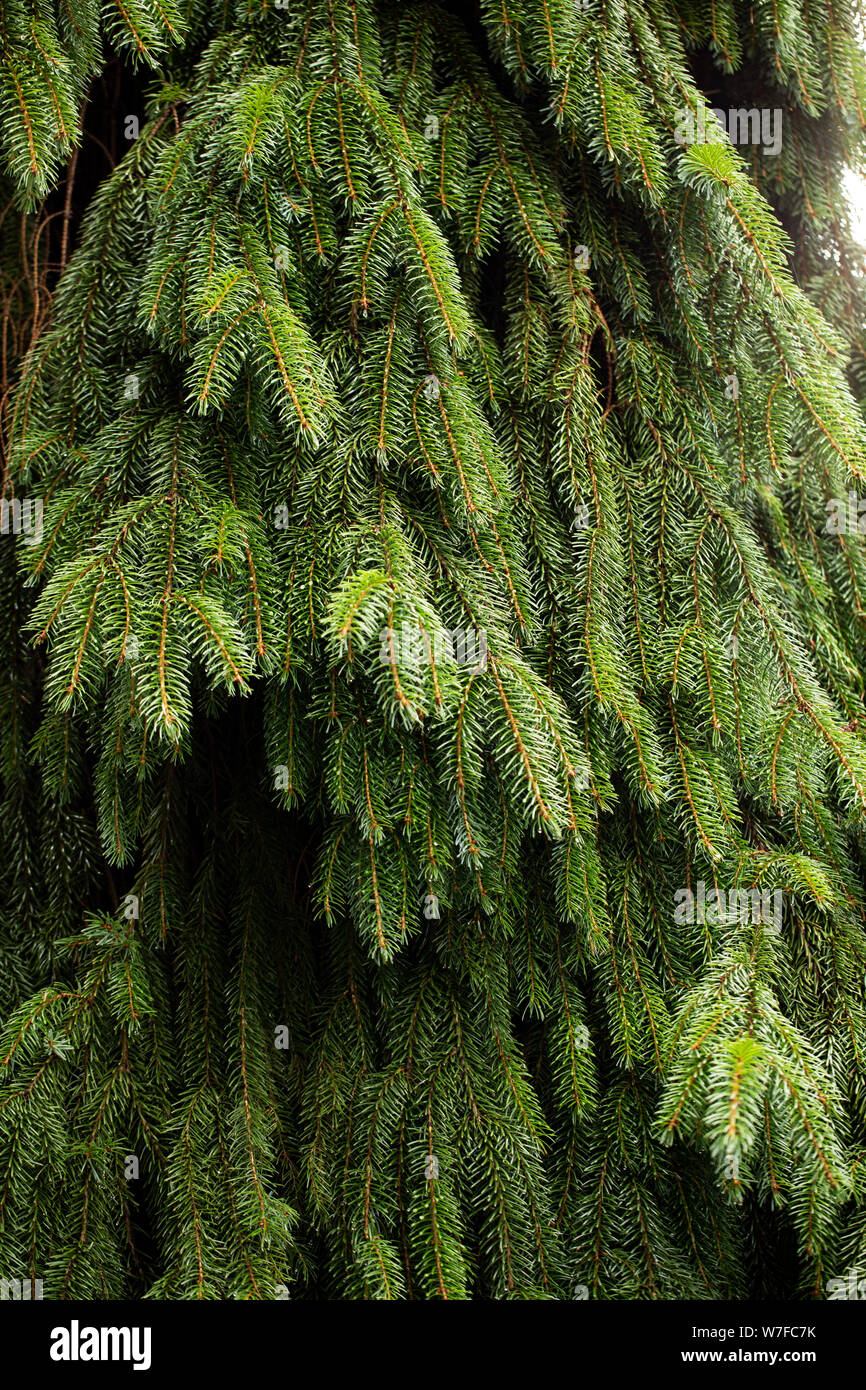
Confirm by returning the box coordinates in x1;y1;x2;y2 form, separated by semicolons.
1;0;866;1301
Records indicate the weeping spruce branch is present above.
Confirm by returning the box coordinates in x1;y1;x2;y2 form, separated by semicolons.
1;0;866;1300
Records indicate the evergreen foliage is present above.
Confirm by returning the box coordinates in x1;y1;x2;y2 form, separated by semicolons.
1;0;866;1299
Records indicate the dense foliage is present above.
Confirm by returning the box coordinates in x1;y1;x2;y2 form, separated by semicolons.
1;0;866;1300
